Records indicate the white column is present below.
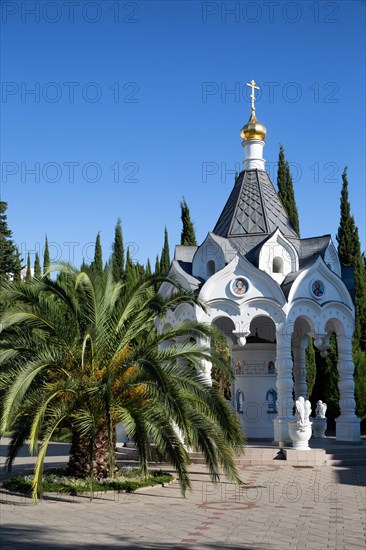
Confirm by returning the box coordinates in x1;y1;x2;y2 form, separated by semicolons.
293;336;308;400
199;336;212;386
336;335;360;441
273;326;295;445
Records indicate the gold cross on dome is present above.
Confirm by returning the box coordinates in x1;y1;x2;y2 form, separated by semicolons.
246;79;260;111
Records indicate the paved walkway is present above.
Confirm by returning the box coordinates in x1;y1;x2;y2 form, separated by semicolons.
0;439;365;549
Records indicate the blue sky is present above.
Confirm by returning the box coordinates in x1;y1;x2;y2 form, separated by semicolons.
1;0;365;269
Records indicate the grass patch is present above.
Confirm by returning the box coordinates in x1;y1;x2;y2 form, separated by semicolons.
2;467;173;496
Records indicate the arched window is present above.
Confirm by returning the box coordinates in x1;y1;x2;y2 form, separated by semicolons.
207;260;215;277
273;256;283;274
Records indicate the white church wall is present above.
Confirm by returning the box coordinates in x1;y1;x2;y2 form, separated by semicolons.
232;344;277;438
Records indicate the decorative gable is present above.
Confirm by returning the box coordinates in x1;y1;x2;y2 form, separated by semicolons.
199;253;286;306
192;233;236;280
324;240;341;276
287;256;354;310
258;229;299;284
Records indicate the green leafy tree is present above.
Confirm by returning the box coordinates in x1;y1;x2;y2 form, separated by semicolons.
112;219;124;282
180;198;197;246
160;227;170;275
210;328;232;401
276;145;300;235
43;236;50;275
34;253;42;279
0;267;244;502
25;253;32;282
0;202;22;285
93;232;103;275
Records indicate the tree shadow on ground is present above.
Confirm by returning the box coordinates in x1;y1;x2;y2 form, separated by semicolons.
0;524;274;550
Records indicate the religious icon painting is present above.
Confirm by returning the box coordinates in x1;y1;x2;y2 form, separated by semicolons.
311;280;325;298
230;277;249;297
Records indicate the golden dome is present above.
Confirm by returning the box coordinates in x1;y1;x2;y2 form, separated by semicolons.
240;109;267;141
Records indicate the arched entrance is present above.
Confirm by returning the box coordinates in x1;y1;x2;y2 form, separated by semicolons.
230;315;277;439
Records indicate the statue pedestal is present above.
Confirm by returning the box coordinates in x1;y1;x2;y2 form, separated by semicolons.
312;417;327;438
284;448;326;466
287;421;312;450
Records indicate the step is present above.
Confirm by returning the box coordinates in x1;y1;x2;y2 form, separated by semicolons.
116;443;366;468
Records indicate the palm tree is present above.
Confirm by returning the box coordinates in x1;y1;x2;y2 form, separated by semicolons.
0;265;244;502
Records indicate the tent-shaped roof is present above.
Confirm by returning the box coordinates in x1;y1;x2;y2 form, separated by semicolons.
213;169;299;241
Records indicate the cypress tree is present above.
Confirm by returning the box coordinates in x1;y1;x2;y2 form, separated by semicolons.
0;201;22;284
336;167;366;348
145;258;152;277
80;260;88;272
305;338;316;398
180;197;197;246
284;161;300;235
125;247;137;286
336;167;356;263
324;335;340;424
160;227;170;275
25;253;32;282
335;167;366;419
277;145;287;206
93;232;103;274
354;347;366;419
135;263;145;280
311;334;340;426
34;252;42;278
154;255;160;276
276;145;300;235
43;236;50;275
112;219;124;282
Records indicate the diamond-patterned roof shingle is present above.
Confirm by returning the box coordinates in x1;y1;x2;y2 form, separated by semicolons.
213;169;299;240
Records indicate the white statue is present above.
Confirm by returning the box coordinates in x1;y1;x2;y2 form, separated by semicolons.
295;396;312;429
288;396;313;449
315;400;327;419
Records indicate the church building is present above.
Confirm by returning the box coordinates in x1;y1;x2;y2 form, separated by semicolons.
158;81;360;445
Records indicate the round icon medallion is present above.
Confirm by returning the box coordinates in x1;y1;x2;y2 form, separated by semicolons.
230;277;249;296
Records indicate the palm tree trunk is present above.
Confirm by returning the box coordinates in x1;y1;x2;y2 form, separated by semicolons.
67;425;116;478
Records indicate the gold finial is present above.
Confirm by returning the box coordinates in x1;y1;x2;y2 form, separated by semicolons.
240;79;266;141
246;79;260;112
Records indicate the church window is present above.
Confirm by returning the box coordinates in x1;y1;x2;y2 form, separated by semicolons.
207;260;216;277
273;256;283;274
